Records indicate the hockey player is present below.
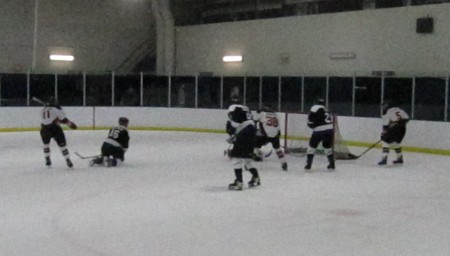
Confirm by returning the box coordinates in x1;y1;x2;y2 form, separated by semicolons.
304;99;335;171
253;106;288;171
90;117;130;167
378;101;409;165
226;104;260;190
40;97;77;167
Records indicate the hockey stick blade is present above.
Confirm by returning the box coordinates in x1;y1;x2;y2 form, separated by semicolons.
354;140;382;159
74;152;100;159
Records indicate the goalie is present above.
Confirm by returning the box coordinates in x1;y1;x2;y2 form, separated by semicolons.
90;117;130;167
252;106;288;171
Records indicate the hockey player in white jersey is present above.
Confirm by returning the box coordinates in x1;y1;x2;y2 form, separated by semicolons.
252;106;288;171
378;101;409;165
39;97;77;167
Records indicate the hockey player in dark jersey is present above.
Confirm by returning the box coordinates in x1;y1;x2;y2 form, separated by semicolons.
304;99;335;171
40;97;77;168
253;106;288;171
378;101;409;165
90;117;130;167
226;104;260;190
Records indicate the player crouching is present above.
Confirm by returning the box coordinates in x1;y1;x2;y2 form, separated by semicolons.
253;106;288;171
226;104;260;190
90;117;130;167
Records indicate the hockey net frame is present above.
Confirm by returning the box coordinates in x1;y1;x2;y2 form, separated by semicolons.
283;112;357;159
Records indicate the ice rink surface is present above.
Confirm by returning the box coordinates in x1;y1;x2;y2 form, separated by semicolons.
1;130;450;256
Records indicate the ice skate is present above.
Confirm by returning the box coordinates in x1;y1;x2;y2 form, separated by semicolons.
327;162;335;171
304;164;312;172
281;162;288;171
89;157;103;167
378;157;387;165
327;155;335;171
66;158;73;168
305;154;313;172
393;156;403;165
45;156;51;167
228;180;243;190
248;177;261;187
105;158;117;167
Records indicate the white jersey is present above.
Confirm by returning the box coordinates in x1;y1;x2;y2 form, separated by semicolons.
41;106;67;126
382;107;409;128
253;110;280;138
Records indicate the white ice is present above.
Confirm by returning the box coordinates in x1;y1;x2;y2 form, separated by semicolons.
1;130;450;256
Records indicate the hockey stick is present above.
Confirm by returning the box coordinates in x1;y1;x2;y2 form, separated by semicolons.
31;96;46;106
352;139;382;159
264;148;273;158
74;152;100;159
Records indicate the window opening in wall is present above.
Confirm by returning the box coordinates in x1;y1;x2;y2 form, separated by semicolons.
414;77;446;121
354;77;382;118
375;0;405;8
280;77;302;113
328;77;353;116
384;77;413;115
303;77;326;112
245;77;261;111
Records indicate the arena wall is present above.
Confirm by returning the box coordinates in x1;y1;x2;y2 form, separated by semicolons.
0;107;449;155
175;4;450;76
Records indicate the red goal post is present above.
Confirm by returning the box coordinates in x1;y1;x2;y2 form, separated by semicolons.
282;111;357;159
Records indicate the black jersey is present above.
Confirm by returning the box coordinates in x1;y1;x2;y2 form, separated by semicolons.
229;120;256;158
307;104;333;132
105;125;130;149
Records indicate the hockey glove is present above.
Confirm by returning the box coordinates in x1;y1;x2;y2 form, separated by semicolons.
251;153;263;162
68;121;77;129
226;135;236;144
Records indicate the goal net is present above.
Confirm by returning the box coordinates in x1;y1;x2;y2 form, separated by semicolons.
283;112;357;159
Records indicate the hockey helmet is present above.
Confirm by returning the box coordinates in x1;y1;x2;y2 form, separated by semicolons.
315;98;325;105
119;117;129;127
46;96;58;107
381;100;392;114
260;106;275;113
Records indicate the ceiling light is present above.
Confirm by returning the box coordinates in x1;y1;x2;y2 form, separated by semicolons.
223;55;243;62
49;54;75;61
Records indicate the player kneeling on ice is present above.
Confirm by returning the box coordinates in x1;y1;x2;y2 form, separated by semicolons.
252;106;288;171
90;117;130;167
226;104;260;190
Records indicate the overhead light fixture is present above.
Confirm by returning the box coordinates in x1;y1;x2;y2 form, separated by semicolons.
49;54;75;61
329;52;355;60
223;55;243;63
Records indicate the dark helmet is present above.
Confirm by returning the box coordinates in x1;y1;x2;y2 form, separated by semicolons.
381;99;392;114
315;98;325;105
230;96;242;104
262;106;275;112
46;96;58;107
119;117;129;126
